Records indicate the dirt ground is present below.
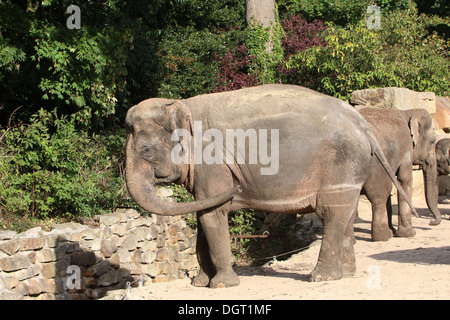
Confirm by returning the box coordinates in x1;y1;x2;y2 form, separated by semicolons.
103;192;450;300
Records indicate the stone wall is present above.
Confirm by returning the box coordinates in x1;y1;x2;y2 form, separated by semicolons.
0;209;197;300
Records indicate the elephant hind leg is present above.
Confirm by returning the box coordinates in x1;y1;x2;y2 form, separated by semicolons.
363;175;394;241
342;207;357;277
310;188;360;282
369;197;394;241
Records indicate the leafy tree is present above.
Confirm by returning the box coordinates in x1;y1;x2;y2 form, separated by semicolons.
286;8;449;100
278;14;327;86
157;28;246;99
415;0;450;17
0;0;135;124
0;109;125;219
213;43;260;93
277;0;419;26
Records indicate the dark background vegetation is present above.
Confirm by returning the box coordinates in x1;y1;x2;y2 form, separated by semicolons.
0;0;448;232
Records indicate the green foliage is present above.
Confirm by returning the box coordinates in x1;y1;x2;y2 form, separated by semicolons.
229;209;256;261
0;109;126;219
277;0;417;26
170;183;195;203
278;0;370;26
0;0;134;122
246;20;285;84
158;0;246;30
33;27;128;115
413;0;450;17
157;28;245;99
287;9;450;100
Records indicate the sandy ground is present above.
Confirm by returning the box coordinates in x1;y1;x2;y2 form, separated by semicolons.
103;193;450;300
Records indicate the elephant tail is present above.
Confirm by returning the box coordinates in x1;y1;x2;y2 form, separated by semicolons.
369;137;420;219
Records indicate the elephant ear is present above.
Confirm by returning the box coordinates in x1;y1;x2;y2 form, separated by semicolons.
409;116;421;148
162;100;194;189
162;100;194;164
162;100;193;135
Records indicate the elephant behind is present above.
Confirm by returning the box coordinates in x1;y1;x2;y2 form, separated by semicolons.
436;138;450;176
359;108;441;242
125;84;417;288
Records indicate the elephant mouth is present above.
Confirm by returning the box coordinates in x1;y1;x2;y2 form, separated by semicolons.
153;165;182;185
415;159;431;169
154;171;170;180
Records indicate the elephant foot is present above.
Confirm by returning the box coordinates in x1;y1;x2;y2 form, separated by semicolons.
191;270;211;287
395;227;416;238
342;264;356;278
371;227;393;242
342;253;356;277
209;269;240;288
309;264;342;282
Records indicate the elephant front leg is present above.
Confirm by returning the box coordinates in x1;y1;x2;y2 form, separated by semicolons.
191;166;240;288
191;217;215;287
194;207;240;288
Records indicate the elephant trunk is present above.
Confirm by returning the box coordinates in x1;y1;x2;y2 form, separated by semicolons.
423;157;441;226
125;138;240;216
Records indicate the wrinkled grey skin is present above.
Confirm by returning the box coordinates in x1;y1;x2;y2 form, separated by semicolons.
359;108;441;242
436;138;450;176
125;84;417;288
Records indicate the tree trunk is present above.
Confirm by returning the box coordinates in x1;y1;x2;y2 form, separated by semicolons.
246;0;276;53
246;0;275;28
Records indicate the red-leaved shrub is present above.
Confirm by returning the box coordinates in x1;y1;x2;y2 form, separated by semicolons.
279;14;327;86
281;14;327;59
212;44;260;93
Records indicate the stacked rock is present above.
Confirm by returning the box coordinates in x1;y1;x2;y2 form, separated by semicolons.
0;208;197;300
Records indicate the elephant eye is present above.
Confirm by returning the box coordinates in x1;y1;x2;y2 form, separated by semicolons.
430;138;437;148
140;145;157;158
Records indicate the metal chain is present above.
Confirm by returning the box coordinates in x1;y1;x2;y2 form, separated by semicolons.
120;276;144;300
251;244;312;262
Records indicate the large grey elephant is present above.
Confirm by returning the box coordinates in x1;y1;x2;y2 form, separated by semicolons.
125;84;417;288
359;108;441;242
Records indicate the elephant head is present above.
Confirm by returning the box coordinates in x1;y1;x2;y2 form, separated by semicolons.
124;98;239;216
407;109;441;225
436;138;450;176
